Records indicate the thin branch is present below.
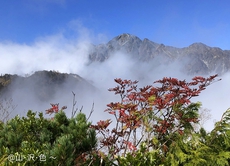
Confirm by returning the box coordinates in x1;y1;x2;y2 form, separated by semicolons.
87;103;94;121
71;91;78;118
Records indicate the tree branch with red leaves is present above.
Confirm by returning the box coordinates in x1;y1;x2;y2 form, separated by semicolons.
91;75;220;162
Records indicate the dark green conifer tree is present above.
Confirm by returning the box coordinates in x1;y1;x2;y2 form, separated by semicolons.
0;110;97;166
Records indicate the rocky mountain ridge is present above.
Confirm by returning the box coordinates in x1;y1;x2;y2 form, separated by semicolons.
89;33;230;75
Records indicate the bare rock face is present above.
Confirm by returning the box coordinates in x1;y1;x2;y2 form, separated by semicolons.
89;33;230;75
107;34;142;56
181;43;230;75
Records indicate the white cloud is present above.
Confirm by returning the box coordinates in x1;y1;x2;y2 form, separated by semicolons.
193;72;230;131
0;33;90;75
0;23;229;132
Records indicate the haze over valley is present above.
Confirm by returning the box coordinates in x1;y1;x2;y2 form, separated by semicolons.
0;33;229;131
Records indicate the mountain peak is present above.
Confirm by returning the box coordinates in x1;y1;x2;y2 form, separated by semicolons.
189;42;209;49
116;33;137;39
113;33;141;46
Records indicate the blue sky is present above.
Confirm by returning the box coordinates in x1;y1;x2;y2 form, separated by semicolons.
0;0;230;49
1;0;230;131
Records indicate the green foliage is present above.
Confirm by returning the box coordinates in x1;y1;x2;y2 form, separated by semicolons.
1;75;230;166
163;108;230;166
0;110;97;166
117;143;160;166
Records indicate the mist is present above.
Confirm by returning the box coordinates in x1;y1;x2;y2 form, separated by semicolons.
0;28;229;131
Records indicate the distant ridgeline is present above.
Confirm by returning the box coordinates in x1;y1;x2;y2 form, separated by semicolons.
88;33;230;75
0;70;96;101
1;34;230;101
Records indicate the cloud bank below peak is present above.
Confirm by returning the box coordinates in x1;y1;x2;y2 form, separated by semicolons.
1;24;229;132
